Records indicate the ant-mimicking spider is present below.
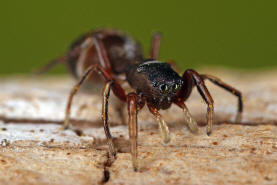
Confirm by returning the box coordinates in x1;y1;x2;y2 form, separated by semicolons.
38;29;243;171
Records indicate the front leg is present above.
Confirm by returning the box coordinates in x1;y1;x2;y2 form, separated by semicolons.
127;93;144;171
183;69;214;136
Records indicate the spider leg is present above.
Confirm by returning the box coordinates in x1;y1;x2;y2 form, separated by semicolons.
127;92;144;171
167;59;180;73
63;37;127;157
33;55;67;75
92;36;113;74
34;39;83;75
174;101;199;133
63;35;127;128
102;81;116;157
63;64;122;128
150;33;161;60
93;36;126;101
147;103;171;144
64;68;120;156
201;74;243;122
182;69;214;136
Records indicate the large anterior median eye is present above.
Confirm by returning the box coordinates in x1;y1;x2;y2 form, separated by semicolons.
159;84;169;93
172;84;180;92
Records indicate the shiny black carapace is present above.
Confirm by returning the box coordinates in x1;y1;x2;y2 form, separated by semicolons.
38;29;243;171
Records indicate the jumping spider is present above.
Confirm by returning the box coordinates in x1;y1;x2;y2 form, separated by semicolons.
38;29;243;171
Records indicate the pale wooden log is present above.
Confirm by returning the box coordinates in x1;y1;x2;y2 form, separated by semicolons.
0;69;276;185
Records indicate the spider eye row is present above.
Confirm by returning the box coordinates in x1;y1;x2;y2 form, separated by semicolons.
159;84;180;93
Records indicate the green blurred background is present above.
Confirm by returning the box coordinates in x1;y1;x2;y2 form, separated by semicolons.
1;0;277;74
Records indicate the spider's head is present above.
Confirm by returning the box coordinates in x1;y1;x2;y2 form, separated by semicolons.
127;60;183;109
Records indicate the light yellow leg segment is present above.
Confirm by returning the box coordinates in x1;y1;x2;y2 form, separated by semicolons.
181;105;199;133
154;115;171;144
235;112;242;123
206;104;214;136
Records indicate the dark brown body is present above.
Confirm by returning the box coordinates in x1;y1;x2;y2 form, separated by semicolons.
66;29;143;82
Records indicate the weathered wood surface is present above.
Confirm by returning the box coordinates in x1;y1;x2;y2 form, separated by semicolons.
0;69;276;185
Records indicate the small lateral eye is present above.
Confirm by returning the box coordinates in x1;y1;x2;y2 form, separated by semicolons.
173;84;179;92
159;84;169;93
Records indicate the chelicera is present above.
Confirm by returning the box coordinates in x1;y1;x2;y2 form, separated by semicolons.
38;29;243;171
